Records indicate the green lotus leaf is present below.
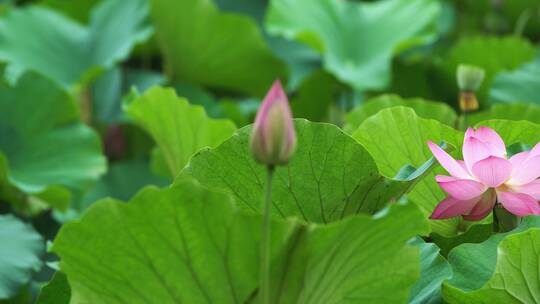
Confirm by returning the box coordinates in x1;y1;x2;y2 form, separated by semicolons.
352;106;463;236
53;180;428;303
266;0;441;91
179;119;436;223
476;119;540;146
36;272;70;304
468;103;540;126
0;72;105;207
443;217;540;303
344;94;457;133
0;0;152;88
125;86;237;178
0;215;44;299
149;0;286;96
409;240;453;304
490;56;540;105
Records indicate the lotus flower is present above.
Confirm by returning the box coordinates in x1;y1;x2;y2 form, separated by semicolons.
250;80;296;166
428;126;540;220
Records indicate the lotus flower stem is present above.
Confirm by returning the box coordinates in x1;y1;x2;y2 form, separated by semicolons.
251;80;296;303
260;165;275;304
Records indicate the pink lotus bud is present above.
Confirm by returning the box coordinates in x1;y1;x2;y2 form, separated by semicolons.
250;80;297;166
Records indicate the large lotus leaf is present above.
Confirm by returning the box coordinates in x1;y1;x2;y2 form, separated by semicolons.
179;119;436;224
54;183;284;303
268;202;429;303
149;0;286;96
409;240;452;304
468;103;540;126
476;119;540;146
437;36;536;106
53;180;428;303
0;215;44;299
0;0;152;88
344;94;457;133
125;87;237;178
352;106;463;236
443;216;540;303
490;56;540;105
0;72;105;198
265;0;440;91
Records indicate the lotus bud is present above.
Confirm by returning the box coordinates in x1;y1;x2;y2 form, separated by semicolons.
457;64;485;112
250;80;297;166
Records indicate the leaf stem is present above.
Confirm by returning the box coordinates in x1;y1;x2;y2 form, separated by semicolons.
260;165;274;304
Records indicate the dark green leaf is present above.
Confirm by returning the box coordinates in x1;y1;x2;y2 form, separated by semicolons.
431;224;492;257
36;272;70;304
150;0;286;96
290;70;341;122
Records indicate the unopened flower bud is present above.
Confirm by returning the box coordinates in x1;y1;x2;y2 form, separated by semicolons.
250;80;297;166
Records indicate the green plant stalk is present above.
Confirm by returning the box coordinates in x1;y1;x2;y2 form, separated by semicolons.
493;203;520;233
260;165;274;304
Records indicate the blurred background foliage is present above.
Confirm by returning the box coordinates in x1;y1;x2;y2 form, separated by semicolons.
0;0;540;302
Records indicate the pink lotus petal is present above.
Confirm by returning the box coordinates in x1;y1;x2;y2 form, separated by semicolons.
497;191;540;217
464;127;475;139
512;179;540;200
509;151;529;168
508;155;540;186
471;156;512;187
463;137;492;174
435;175;456;182
457;160;468;172
427;141;470;179
473;126;506;157
463;190;496;221
430;196;480;219
529;142;540;157
435;175;487;200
